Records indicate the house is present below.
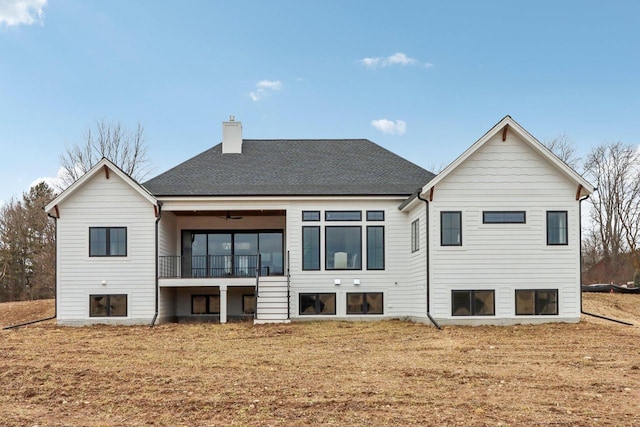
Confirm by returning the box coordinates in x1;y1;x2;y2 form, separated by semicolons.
45;116;594;326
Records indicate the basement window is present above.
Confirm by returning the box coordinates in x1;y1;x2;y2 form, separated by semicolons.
515;289;558;315
451;290;494;316
90;294;127;317
192;295;220;314
346;292;383;315
299;293;336;315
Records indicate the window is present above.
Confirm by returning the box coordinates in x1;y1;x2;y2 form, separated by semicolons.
299;293;336;315
325;226;361;270
89;227;127;257
366;210;385;221
89;294;127;317
302;211;320;221
411;219;420;253
346;292;383;315
441;211;462;246
516;289;558;315
367;226;384;270
192;295;220;314
243;294;256;315
483;211;526;224
325;211;362;221
547;211;568;245
181;230;284;277
302;226;320;270
451;290;494;316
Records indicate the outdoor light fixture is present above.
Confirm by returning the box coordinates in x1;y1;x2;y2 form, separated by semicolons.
334;279;341;285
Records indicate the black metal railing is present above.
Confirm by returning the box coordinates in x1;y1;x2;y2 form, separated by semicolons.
159;255;270;278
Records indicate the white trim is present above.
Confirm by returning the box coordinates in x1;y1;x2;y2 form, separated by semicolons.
419;116;594;200
45;158;157;215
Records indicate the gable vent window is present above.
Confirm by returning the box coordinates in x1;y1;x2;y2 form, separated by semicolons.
483;211;526;224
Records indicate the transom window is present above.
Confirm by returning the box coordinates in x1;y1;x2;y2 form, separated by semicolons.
90;294;127;317
366;210;385;221
346;292;384;315
302;211;320;221
441;212;462;246
547;211;568;245
325;211;362;221
516;289;558;315
451;290;495;316
89;227;127;257
299;293;336;315
483;211;526;224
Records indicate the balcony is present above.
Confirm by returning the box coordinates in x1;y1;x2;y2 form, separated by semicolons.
159;255;274;279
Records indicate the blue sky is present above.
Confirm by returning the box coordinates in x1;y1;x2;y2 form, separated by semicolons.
0;0;638;204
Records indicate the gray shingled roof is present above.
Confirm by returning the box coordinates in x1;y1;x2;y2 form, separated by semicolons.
143;139;435;196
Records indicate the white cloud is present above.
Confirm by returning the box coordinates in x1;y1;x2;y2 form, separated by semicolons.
250;79;282;101
0;0;47;27
29;167;68;193
359;52;433;70
371;119;407;136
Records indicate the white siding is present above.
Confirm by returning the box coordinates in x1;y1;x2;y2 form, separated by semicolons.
429;132;582;324
56;172;156;325
287;199;423;320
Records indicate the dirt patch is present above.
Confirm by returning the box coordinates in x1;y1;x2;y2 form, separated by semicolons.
1;294;639;426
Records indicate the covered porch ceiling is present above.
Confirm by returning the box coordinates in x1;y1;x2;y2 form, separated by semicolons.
172;210;286;218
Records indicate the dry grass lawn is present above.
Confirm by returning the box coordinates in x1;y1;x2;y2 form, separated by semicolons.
1;294;640;426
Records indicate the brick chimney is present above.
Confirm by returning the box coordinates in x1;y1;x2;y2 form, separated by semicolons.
222;115;242;154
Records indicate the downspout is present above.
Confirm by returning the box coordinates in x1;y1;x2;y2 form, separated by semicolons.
417;193;441;329
3;213;58;330
149;201;163;327
577;192;633;326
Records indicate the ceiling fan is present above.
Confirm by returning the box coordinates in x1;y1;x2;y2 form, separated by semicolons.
216;211;243;220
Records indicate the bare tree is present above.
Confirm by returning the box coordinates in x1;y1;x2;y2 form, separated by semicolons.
544;133;581;170
584;142;640;284
58;120;151;190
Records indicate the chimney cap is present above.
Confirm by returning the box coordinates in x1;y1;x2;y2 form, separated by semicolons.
229;115;235;122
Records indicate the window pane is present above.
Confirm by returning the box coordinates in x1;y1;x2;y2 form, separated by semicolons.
209;295;220;314
451;291;471;316
90;295;108;316
299;293;318;314
367;226;384;270
109;228;127;256
191;234;208;277
326;226;361;270
318;293;336;315
483;211;526;224
302;227;320;270
243;295;256;314
302;211;320;221
89;228;107;256
366;211;385;221
473;291;495;315
192;296;207;314
411;219;419;252
515;290;535;315
547;211;568;245
325;211;362;221
109;295;127;316
259;232;283;275
365;293;383;314
536;290;558;315
209;234;232;276
442;212;462;246
235;233;258;255
346;293;364;314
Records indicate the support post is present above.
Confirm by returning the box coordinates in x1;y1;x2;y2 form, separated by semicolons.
220;285;228;324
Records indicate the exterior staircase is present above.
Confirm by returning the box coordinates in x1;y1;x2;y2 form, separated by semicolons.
254;277;290;324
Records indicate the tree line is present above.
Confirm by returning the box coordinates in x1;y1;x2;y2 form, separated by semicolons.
0;121;150;302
